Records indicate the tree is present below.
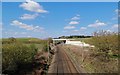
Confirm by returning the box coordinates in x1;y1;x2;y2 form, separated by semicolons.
8;37;16;42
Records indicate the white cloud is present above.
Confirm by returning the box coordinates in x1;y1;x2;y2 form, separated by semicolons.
21;32;27;34
62;31;67;33
11;20;34;30
80;27;87;30
115;9;120;14
11;20;44;32
3;31;28;37
69;21;79;25
0;22;2;25
76;14;80;16
27;36;32;38
20;13;39;20
0;22;2;26
112;9;120;20
106;30;112;32
0;22;2;30
19;0;48;13
88;20;106;27
112;17;117;20
112;24;118;28
64;25;75;29
71;16;80;20
115;9;118;13
71;14;80;20
73;30;79;32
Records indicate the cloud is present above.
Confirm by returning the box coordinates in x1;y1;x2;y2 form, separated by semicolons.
80;27;87;30
112;24;118;28
115;9;118;13
69;21;79;25
21;32;27;34
64;25;75;29
76;14;80;16
11;20;44;32
73;30;79;32
115;9;120;14
112;17;118;20
19;0;48;13
0;22;2;26
20;13;39;20
112;9;120;20
0;22;2;30
71;16;80;20
3;31;27;36
88;20;106;27
27;36;32;38
106;30;112;32
71;14;80;20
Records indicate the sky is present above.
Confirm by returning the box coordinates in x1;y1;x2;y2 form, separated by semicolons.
1;0;120;2
1;0;118;39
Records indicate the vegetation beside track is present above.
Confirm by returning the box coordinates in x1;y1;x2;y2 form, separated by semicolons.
63;31;118;73
2;37;55;75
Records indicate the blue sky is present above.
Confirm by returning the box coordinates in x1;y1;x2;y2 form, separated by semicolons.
2;0;119;2
2;1;118;39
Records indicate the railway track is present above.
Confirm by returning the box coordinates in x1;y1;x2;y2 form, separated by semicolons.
48;44;82;74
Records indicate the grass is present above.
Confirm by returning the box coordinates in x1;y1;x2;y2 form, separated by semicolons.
16;38;42;42
24;43;45;52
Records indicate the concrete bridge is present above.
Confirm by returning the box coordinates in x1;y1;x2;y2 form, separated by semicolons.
52;39;74;44
52;39;68;44
52;38;94;47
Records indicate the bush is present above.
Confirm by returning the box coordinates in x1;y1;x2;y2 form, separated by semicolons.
2;42;37;74
42;43;48;52
90;30;118;60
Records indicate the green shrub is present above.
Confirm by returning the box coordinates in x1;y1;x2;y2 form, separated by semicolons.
2;42;37;73
42;43;48;52
90;30;118;60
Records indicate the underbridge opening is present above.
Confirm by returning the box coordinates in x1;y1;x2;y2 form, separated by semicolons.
52;39;67;45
